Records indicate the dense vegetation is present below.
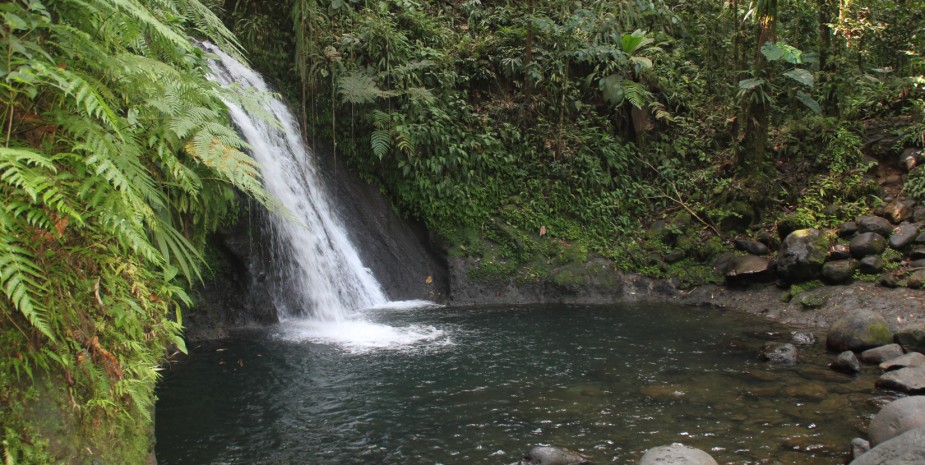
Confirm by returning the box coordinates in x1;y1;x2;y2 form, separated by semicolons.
0;0;923;462
219;0;924;283
0;0;269;462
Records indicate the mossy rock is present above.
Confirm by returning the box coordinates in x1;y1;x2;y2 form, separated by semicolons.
826;310;894;351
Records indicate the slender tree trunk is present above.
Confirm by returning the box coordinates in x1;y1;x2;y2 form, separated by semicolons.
740;0;778;178
524;0;535;98
817;0;839;116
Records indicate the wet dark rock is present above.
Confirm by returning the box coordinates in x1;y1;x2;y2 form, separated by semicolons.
868;396;925;446
664;249;686;264
883;201;913;224
851;438;871;459
725;255;771;283
859;256;885;274
909;258;925;268
889;224;920;250
850;232;887;258
639;444;718;465
876;366;925;393
791;332;816;345
760;342;797;365
821;260;857;284
850;427;925;465
856;215;894;237
911;247;925;260
880;272;900;288
838;221;858;238
826;310;893;351
713;252;738;276
915;207;925;224
520;446;590;465
755;230;778;251
734;238;769;256
880;352;925;371
895;323;925;354
830;351;860;374
860;344;905;364
829;243;852;260
901;147;925;171
776;229;829;282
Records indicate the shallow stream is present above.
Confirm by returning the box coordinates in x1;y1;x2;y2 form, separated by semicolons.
155;303;895;464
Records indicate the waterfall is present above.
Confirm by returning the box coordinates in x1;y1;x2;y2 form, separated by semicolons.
203;45;445;352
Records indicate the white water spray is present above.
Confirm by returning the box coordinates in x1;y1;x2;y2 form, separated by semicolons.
204;44;445;351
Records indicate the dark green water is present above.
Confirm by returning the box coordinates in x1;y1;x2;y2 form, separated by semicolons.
155;303;892;465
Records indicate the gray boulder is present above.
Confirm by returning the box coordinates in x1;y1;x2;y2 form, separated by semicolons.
639;444;717;465
830;350;860;374
850;427;925;465
869;396;925;446
861;344;905;364
876;366;925;394
911;247;925;260
821;260;857;284
838;221;858;238
856;215;894;237
760;342;797;365
851;438;871;459
776;229;829;282
880;352;925;371
895;323;925;353
520;446;590;465
734;238;769;256
908;270;925;289
826;310;894;351
724;255;771;283
859;256;885;274
889;224;920;250
850;232;887;258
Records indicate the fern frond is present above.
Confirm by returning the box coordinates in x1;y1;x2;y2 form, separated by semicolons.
623;80;653;109
371;129;392;159
338;72;391;105
0;211;52;339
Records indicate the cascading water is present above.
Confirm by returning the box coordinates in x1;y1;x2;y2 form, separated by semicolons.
204;44;444;351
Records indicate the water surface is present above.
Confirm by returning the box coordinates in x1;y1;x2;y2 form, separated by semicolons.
156;303;892;465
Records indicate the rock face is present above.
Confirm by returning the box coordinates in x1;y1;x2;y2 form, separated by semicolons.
760;342;797;365
850;232;887;258
895;323;925;353
639;444;718;465
868;396;925;446
826;310;894;351
830;351;860;374
520;446;590;465
851;427;925;465
776;229;829;282
861;344;905;364
876;366;925;393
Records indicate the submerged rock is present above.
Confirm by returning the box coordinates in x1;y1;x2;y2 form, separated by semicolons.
520;446;590;465
876;366;925;394
760;342;797;365
868;396;925;446
639;444;718;465
850;427;925;465
860;344;905;364
777;229;829;282
826;310;893;351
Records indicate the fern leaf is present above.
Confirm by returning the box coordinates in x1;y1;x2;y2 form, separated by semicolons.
371;129;392;159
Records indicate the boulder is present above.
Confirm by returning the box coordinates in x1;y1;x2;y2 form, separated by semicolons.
760;342;797;365
856;215;894;237
830;351;860;374
664;250;686;264
860;344;905;364
713;252;738;276
850;232;887;258
880;352;925;371
851;438;870;459
859;256;885;274
909;258;925;268
733;238;769;256
883;201;913;224
821;260;857;284
826;310;893;351
908;270;925;289
889;224;920;250
639;444;718;465
880;272;900;288
520;446;590;465
895;323;925;354
915;207;925;224
868;396;925;446
724;255;771;283
911;247;925;260
876;366;925;394
900;147;925;171
838;221;858;238
776;229;829;282
850;427;925;465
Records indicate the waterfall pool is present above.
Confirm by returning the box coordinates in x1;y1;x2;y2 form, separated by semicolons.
155;303;893;465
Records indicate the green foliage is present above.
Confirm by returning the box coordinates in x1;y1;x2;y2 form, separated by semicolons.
0;0;269;462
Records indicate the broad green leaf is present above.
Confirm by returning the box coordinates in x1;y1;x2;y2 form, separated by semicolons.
761;42;803;64
760;43;784;61
783;68;814;87
600;74;625;105
795;91;822;114
738;78;765;90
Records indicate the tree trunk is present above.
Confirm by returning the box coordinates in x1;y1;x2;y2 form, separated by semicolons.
740;0;778;178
